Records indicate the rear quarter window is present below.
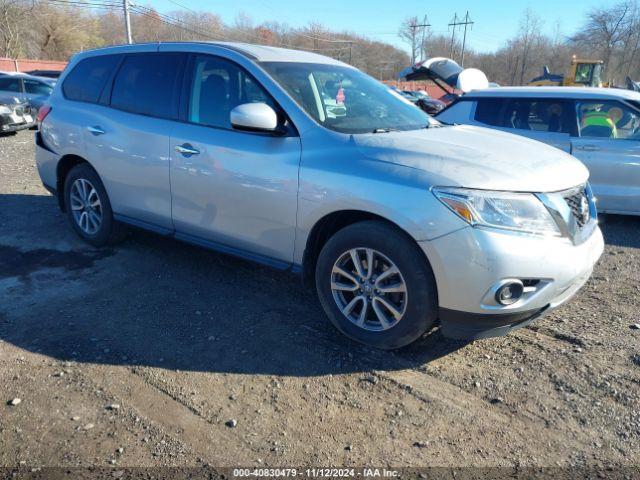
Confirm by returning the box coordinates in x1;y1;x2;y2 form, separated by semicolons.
110;53;184;120
0;77;22;93
63;54;121;103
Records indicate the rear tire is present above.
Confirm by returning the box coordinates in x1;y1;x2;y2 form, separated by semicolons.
63;163;126;247
315;220;438;350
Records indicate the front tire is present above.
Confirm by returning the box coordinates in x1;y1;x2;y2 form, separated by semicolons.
315;220;438;350
63;163;126;247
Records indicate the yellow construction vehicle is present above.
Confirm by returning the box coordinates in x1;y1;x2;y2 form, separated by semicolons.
528;56;604;87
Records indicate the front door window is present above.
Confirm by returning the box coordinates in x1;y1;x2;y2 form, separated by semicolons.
577;101;640;140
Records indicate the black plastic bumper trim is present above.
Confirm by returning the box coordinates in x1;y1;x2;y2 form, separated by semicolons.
439;305;549;340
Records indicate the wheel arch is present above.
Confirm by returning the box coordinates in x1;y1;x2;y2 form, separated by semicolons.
301;209;432;289
56;154;91;211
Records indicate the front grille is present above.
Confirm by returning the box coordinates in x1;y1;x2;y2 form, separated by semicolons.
563;187;590;227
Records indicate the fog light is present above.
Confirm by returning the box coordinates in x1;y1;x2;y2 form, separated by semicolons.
495;281;524;305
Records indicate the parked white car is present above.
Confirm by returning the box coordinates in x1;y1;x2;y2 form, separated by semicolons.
437;86;640;216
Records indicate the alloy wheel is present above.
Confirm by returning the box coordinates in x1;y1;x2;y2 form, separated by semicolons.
70;178;103;235
330;248;408;331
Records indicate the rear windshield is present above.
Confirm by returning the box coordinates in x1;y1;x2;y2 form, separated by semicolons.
63;54;121;103
261;62;436;134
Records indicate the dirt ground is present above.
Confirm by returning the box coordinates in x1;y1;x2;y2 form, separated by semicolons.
1;130;639;473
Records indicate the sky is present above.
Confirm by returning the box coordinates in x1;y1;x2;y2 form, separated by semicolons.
147;0;614;54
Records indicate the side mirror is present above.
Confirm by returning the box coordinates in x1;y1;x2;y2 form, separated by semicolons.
230;102;280;133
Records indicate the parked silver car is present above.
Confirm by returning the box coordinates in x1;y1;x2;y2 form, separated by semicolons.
35;43;603;349
0;72;55;112
0;92;35;133
437;86;640;216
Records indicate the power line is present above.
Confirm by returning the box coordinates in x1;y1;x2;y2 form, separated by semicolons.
41;0;357;61
130;5;226;41
42;0;121;9
164;0;199;15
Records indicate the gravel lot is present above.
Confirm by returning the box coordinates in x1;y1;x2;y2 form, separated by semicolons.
1;129;639;473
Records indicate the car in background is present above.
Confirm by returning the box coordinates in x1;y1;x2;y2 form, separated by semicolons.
402;90;446;115
437;86;640;216
0;72;55;112
387;85;418;103
0;92;35;134
25;69;63;79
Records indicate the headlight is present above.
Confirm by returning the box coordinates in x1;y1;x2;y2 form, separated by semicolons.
432;187;561;236
0;105;12;115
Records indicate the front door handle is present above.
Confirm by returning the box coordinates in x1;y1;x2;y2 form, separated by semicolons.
87;125;105;136
174;143;200;157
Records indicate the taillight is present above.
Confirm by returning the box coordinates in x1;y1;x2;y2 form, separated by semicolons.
37;105;52;128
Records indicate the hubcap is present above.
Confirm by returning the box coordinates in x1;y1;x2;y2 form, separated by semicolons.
70;178;102;235
330;248;408;332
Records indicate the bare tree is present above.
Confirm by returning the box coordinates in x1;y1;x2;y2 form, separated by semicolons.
515;8;544;85
570;0;635;81
398;16;425;65
0;0;35;57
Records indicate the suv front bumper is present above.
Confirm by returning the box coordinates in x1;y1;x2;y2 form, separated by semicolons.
419;223;604;340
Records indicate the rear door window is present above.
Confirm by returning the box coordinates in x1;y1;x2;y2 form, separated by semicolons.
476;97;575;134
502;99;574;134
24;79;53;96
63;54;121;103
0;77;22;93
111;53;185;120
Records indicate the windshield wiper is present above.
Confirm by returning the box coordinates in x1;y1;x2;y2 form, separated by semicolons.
372;127;399;133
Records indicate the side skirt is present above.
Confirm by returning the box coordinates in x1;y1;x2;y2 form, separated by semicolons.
113;213;298;272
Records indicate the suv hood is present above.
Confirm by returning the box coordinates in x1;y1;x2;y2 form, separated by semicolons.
353;124;588;192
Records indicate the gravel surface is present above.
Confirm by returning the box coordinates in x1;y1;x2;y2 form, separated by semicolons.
0;130;639;472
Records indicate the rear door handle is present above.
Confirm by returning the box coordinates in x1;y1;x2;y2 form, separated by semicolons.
174;143;200;157
87;126;105;136
577;144;600;152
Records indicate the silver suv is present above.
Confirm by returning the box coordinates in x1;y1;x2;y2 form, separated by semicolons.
36;42;604;349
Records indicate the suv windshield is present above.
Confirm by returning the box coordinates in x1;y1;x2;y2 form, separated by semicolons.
262;62;437;134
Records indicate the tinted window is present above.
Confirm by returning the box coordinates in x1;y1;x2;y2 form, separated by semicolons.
476;98;574;134
474;98;505;126
577;100;640;140
188;55;277;129
503;99;573;133
111;53;184;119
63;55;120;103
0;77;21;93
24;79;53;95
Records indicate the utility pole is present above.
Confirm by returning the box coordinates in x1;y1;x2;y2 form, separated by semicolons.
459;11;473;67
449;12;473;64
448;13;458;60
348;41;353;64
419;15;430;62
123;0;132;44
409;18;430;64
